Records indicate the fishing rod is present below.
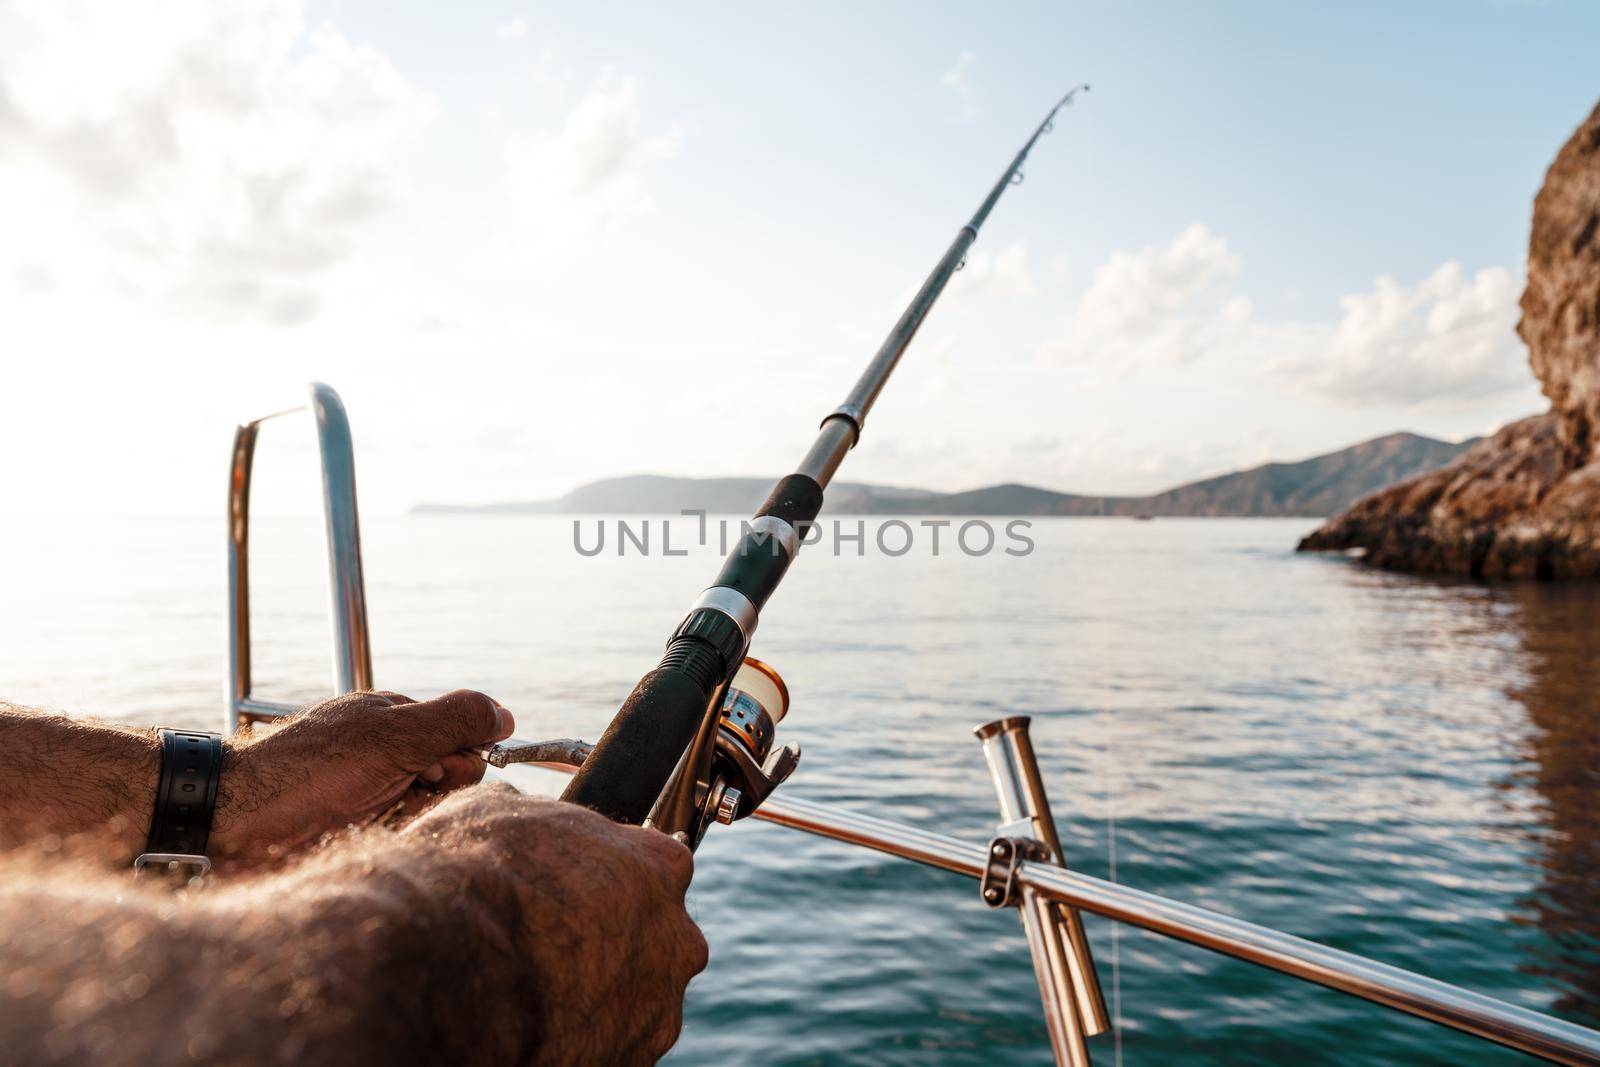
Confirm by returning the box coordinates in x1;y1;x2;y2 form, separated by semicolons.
559;85;1091;840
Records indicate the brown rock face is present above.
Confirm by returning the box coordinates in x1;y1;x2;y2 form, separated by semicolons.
1523;101;1600;466
1300;100;1600;578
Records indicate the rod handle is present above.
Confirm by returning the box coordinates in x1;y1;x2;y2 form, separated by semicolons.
561;646;723;824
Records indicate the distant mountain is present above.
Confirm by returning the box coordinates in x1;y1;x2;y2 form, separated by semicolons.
412;432;1477;519
1119;431;1479;518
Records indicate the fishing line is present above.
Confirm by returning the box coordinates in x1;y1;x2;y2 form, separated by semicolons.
1101;703;1125;1067
1078;95;1125;1067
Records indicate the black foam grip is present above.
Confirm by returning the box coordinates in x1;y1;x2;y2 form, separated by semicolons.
758;474;824;527
560;660;718;824
711;534;792;611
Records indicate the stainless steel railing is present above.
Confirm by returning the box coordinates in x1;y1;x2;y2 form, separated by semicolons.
227;383;1600;1065
976;716;1108;1066
492;749;1600;1065
226;382;372;732
751;794;1600;1065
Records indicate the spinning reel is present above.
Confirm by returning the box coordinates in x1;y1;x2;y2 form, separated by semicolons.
703;658;801;833
649;657;801;848
477;656;799;849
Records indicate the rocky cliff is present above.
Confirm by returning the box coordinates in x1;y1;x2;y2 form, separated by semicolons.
1299;101;1600;578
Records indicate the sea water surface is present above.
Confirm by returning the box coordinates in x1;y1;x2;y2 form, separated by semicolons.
1;515;1596;1065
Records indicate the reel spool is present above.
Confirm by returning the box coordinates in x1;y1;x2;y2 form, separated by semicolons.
702;658;801;832
719;658;788;765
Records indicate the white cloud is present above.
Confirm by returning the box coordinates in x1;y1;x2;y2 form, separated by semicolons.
940;52;976;118
888;422;1290;498
875;239;1035;329
1052;223;1248;367
1040;424;1285;495
1273;262;1528;406
504;72;680;242
495;16;529;40
950;240;1035;300
915;335;960;404
1051;225;1531;409
0;0;433;326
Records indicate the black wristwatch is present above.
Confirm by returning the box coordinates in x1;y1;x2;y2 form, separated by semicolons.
134;729;224;879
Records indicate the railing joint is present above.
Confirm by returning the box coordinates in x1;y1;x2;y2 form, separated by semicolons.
981;835;1047;908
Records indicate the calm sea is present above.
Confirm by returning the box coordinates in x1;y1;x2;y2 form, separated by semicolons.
1;515;1595;1065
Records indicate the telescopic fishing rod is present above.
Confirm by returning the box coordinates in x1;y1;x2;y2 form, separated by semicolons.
559;85;1091;840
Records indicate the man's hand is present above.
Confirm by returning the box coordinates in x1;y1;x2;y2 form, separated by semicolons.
406;785;709;1065
0;781;708;1066
211;689;516;864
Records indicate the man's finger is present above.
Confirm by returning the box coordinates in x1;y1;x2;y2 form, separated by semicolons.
390;689;515;762
427;751;488;792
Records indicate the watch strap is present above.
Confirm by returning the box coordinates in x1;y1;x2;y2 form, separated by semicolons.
142;729;224;860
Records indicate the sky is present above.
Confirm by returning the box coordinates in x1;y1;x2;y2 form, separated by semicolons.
0;0;1596;516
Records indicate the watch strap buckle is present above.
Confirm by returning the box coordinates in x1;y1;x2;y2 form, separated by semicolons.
133;852;213;881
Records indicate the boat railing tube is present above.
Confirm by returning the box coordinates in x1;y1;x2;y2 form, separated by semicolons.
226;382;372;733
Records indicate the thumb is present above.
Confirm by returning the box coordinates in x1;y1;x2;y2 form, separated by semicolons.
389;689;516;762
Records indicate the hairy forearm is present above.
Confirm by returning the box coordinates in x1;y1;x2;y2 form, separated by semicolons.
0;690;513;870
0;705;319;868
0;835;538;1065
0;703;159;861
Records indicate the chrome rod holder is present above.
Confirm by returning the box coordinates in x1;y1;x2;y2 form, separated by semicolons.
977;716;1110;1066
226;382;373;733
